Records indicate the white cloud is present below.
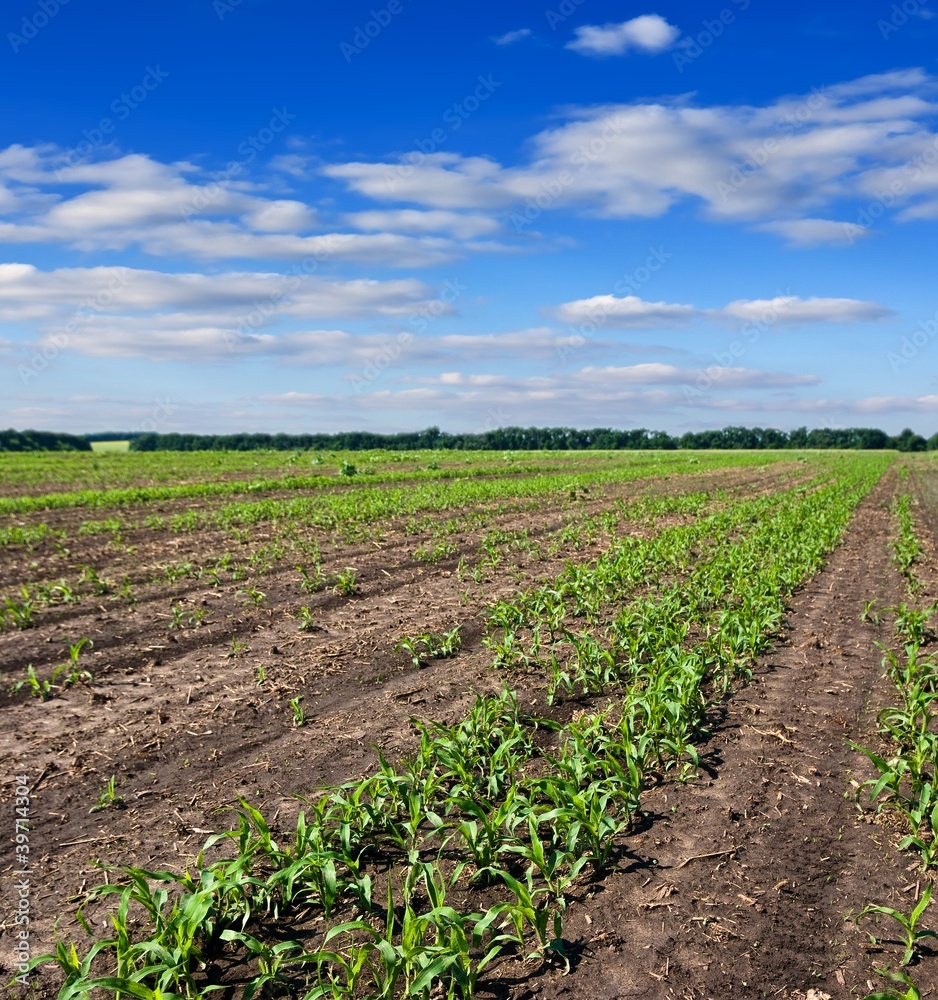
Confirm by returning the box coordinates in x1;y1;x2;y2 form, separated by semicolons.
573;363;819;388
0;263;443;332
567;15;680;56
323;70;938;240
553;294;697;328
0;147;504;267
494;28;531;45
345;209;500;239
413;364;817;391
720;295;892;324
324;154;512;211
552;293;890;329
758;218;871;246
853;394;938;413
242;199;318;232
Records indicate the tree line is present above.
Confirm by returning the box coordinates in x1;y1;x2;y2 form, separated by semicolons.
0;429;92;452
125;425;937;452
2;425;935;454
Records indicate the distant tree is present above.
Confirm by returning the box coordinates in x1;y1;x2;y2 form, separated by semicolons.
893;427;927;452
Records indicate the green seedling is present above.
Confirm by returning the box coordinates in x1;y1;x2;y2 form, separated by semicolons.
89;776;124;814
862;600;882;625
10;665;53;701
413;540;459;564
2;587;36;630
333;569;357;596
296;606;319;632
228;638;250;658
859;885;938;966
863;968;922;1000
79;565;112;595
10;638;93;700
237;586;267;607
395;628;462;669
298;563;326;593
289;696;306;727
60;637;93;686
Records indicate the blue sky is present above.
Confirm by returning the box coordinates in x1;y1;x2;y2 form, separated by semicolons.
2;0;938;435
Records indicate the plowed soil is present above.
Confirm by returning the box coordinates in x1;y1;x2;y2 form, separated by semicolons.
2;458;936;999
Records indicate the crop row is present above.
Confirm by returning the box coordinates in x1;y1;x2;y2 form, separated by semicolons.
0;451;776;517
0;448;661;495
0;486;723;640
30;456;889;999
851;492;938;992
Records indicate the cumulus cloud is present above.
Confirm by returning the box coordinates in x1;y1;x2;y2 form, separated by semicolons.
720;295;892;324
757;218;872;246
853;394;938;413
551;292;891;329
572;363;819;388
0;147;504;267
567;15;680;56
323;69;938;238
494;28;531;45
553;295;697;328
344;209;500;239
412;364;817;391
0;262;439;314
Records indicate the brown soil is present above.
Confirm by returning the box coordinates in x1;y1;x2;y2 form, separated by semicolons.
1;461;935;999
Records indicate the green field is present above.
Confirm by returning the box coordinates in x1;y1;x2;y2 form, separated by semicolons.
3;448;935;998
89;440;131;453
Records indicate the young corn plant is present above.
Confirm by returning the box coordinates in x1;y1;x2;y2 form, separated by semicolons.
59;637;94;687
237;586;267;608
79;565;113;595
859;884;938;966
89;776;125;814
298;563;326;593
10;665;54;701
3;587;36;630
333;569;358;596
862;968;922;1000
289;696;306;727
296;606;319;632
394;628;461;669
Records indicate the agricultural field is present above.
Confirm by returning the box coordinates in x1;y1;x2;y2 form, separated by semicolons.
2;448;938;999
